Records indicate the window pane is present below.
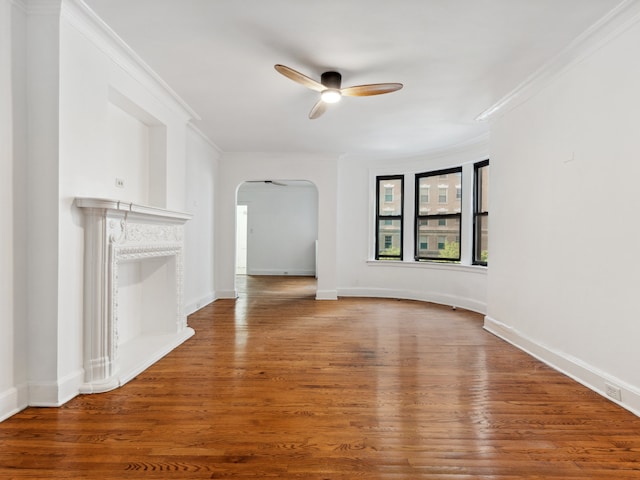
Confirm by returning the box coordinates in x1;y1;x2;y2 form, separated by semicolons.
438;188;447;203
416;217;461;259
449;172;462;211
473;161;489;265
475;215;489;263
415;168;461;262
378;178;402;216
417;178;432;213
477;164;489;212
376;175;403;260
377;219;402;258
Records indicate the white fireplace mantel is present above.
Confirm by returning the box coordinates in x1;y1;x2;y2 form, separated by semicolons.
76;198;194;393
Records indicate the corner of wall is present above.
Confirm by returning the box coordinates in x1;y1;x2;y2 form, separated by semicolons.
0;384;29;423
27;369;84;408
185;292;217;316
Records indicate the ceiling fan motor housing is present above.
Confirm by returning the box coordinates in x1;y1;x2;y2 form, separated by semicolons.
321;71;342;89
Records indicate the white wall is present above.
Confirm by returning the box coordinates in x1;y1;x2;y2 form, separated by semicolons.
184;126;219;314
238;182;318;276
106;102;150;204
486;17;640;415
216;153;338;300
336;141;489;313
0;0;13;420
26;1;63;405
0;0;28;422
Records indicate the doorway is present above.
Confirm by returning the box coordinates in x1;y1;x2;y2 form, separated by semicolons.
235;180;318;291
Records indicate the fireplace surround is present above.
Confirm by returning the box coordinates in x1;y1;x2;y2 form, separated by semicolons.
76;198;193;393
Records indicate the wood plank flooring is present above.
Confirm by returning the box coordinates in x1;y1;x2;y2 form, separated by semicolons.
2;275;640;479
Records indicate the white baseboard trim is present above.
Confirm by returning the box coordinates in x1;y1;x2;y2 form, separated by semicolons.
185;292;217;315
338;287;486;314
28;368;85;407
484;315;640;417
0;384;29;423
316;289;338;300
246;269;316;276
215;289;238;299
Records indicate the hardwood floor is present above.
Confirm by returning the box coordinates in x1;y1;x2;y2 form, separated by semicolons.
2;275;640;479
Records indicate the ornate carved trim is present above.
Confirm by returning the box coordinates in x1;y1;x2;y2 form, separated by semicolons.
77;198;191;392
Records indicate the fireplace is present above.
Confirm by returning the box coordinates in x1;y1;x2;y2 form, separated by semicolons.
76;198;194;393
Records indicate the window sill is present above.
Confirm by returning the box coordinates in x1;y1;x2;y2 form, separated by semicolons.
366;259;487;274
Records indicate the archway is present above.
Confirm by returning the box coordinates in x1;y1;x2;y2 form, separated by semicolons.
235;180;318;295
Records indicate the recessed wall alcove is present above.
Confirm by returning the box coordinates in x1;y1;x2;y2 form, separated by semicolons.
77;198;193;393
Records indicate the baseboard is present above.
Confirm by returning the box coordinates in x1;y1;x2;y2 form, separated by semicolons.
215;289;238;299
316;289;338;300
185;292;217;315
246;269;316;276
338;287;486;314
0;384;29;423
484;315;640;417
28;368;85;407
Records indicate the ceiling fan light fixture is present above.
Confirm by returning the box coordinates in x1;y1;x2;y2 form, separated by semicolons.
320;88;342;104
275;64;402;119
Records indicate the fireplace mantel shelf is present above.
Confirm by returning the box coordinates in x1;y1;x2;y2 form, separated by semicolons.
76;197;192;222
76;197;194;394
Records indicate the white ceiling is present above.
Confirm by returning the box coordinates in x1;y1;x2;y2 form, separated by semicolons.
84;0;621;158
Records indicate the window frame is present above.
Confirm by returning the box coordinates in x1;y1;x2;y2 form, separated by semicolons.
414;167;462;262
473;159;489;266
375;175;404;260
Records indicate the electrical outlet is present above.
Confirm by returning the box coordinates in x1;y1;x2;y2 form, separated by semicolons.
115;178;124;188
605;382;622;401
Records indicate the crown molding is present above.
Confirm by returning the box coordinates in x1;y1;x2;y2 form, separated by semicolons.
476;0;640;122
423;132;490;161
60;0;201;122
344;131;490;165
10;0;28;14
188;122;223;154
24;0;59;15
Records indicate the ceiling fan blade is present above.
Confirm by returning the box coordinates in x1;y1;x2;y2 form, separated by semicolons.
309;99;328;119
246;180;287;186
341;83;403;97
274;64;324;92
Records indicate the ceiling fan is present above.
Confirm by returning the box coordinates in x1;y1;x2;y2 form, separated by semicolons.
246;180;288;187
274;64;403;119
